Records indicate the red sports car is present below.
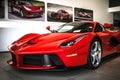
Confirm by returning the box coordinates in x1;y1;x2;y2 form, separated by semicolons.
77;12;91;18
7;21;120;70
48;10;71;20
11;0;43;18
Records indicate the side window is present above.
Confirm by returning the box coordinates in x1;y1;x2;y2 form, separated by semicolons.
74;23;93;32
95;23;104;32
84;23;93;32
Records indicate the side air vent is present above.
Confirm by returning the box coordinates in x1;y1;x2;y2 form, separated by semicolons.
110;37;119;46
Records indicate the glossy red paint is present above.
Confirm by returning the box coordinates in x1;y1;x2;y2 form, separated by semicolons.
8;21;120;70
11;1;43;18
49;10;71;20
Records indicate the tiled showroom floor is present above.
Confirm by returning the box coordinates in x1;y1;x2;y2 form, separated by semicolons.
0;52;120;80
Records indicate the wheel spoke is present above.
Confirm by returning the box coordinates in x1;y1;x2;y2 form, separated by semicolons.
97;57;100;63
93;42;98;51
91;54;96;65
95;54;99;63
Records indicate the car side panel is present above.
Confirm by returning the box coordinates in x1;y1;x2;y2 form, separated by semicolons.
97;29;120;57
97;32;117;57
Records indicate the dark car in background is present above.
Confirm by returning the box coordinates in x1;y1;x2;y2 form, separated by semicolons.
11;0;43;18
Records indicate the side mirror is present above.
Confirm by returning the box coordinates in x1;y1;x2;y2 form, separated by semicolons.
46;26;51;31
103;23;111;28
46;26;58;33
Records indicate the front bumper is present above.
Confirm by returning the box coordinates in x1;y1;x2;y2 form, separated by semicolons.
8;45;89;70
7;53;65;70
24;10;43;17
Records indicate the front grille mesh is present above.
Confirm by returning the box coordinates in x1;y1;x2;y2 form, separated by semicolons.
23;55;44;66
11;53;16;63
10;53;65;68
23;54;64;66
30;12;40;15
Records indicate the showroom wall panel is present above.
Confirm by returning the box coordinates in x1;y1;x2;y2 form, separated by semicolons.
0;0;113;51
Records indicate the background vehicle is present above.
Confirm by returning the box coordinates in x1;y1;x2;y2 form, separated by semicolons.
8;21;120;70
77;11;91;18
11;0;43;18
48;10;71;20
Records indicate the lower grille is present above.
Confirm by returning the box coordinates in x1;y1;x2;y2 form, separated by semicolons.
11;53;16;63
23;55;44;66
23;54;64;66
29;12;42;16
31;12;39;15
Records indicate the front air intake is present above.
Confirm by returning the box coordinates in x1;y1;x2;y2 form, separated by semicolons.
23;54;64;67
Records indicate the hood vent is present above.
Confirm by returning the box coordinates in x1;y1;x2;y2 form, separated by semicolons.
27;38;37;45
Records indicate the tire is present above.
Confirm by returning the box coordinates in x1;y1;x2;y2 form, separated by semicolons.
87;39;102;69
60;16;63;20
20;10;24;18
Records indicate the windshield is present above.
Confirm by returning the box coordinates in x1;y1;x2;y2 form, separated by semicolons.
57;22;93;33
19;1;32;6
58;10;67;13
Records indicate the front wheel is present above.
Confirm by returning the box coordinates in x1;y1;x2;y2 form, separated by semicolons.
60;16;63;20
20;10;24;18
87;39;102;69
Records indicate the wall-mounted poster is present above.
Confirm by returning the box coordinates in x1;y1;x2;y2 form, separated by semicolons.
47;3;73;22
8;0;45;21
0;0;5;18
74;8;93;21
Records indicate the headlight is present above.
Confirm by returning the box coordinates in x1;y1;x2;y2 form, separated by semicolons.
40;7;42;10
24;6;31;11
61;34;87;47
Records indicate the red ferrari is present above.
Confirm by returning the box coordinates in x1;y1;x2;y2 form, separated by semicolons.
48;10;71;20
11;0;43;18
77;12;91;18
7;21;120;70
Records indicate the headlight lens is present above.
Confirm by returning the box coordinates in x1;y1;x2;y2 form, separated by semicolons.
40;7;42;10
24;6;31;11
61;34;87;47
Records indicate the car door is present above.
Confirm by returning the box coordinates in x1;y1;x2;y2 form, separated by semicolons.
110;29;120;52
94;23;116;57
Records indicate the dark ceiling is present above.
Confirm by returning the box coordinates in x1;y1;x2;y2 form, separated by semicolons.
109;0;120;7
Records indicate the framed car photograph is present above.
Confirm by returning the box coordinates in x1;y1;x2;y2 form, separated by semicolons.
47;3;73;22
0;0;5;19
74;8;93;21
8;0;45;21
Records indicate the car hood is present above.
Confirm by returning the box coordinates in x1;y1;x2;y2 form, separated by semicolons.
10;33;87;53
24;5;40;10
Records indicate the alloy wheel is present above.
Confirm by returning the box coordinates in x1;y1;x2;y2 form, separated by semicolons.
90;41;102;67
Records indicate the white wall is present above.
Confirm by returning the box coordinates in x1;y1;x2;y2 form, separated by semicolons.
0;0;113;51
